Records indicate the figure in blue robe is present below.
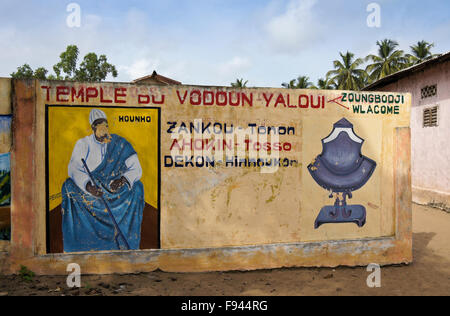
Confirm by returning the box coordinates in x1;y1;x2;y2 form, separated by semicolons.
61;109;144;253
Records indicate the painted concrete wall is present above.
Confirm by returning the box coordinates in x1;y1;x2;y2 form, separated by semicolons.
1;79;412;274
375;60;450;207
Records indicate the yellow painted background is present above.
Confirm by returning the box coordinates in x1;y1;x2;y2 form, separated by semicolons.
47;106;159;211
158;88;410;248
301;116;382;241
37;83;410;250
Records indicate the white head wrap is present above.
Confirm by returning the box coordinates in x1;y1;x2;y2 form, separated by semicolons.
89;109;107;125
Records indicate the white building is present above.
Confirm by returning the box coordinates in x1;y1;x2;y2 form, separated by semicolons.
364;52;450;211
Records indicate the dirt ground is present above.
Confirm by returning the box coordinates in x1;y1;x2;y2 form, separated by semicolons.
0;203;449;296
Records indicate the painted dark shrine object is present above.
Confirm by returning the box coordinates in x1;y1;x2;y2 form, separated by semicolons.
308;118;376;228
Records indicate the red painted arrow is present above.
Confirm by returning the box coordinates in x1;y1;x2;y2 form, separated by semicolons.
327;96;349;110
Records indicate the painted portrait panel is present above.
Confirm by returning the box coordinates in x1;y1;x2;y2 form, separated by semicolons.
0;115;11;241
46;106;160;253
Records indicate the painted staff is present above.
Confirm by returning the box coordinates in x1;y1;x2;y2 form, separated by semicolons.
81;158;130;250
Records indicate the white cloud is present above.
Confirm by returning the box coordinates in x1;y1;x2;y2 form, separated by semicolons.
120;58;161;80
265;0;322;54
218;56;252;77
83;14;103;30
162;61;188;81
2;1;449;88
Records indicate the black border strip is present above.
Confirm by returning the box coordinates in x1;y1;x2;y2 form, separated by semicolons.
45;104;162;252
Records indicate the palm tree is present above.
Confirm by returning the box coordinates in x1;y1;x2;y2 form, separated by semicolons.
406;40;439;65
311;76;336;90
231;78;248;88
326;51;366;91
365;39;408;83
282;76;313;89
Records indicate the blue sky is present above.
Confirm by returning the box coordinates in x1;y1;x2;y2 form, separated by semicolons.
0;0;449;87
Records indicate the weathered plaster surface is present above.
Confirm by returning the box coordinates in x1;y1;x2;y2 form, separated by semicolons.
3;80;412;274
375;60;450;207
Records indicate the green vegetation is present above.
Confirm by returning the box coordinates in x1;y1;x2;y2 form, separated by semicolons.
231;78;248;88
19;265;35;282
11;40;441;90
282;76;313;89
406;40;440;65
313;76;337;90
11;44;118;82
327;51;366;91
282;39;440;91
365;39;408;83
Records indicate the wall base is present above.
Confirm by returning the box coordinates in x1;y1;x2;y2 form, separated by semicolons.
413;186;450;212
2;237;411;276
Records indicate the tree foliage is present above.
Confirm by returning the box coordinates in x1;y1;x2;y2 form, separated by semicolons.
311;76;336;90
75;53;118;82
282;76;313;89
33;67;48;80
53;44;79;80
11;44;118;82
11;64;34;79
12;39;442;91
327;51;366;90
231;78;248;88
11;64;49;80
365;39;408;83
282;38;441;91
406;40;439;65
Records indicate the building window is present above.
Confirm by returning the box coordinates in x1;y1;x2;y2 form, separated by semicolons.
421;84;437;99
423;106;438;127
